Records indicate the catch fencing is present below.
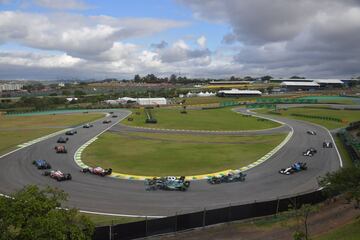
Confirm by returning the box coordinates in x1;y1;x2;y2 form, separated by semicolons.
93;190;326;240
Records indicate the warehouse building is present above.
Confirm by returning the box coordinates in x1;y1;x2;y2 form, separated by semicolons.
280;81;320;91
217;89;262;97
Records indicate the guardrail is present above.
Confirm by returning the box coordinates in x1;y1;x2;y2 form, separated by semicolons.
93;190;326;240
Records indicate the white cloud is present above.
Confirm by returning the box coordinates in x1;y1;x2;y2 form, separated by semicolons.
197;36;206;48
177;0;360;77
33;0;90;10
0;11;188;58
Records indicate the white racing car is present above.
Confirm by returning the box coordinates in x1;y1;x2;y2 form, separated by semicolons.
279;162;307;175
323;142;333;148
303;148;317;157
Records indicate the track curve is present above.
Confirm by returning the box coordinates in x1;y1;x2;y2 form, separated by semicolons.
0;107;341;216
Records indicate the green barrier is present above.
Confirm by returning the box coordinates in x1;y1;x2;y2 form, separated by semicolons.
219;101;240;107
290;113;342;122
255;98;318;104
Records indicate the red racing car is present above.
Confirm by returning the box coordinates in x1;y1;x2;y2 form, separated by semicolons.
55;145;67;153
81;167;112;176
44;170;72;181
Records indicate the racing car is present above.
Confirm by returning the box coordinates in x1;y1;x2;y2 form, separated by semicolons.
303;148;317;157
44;170;72;181
83;124;93;128
323;142;333;148
55;145;67;153
103;120;112;124
306;130;317;135
112;115;118;118
81;167;112;176
207;170;246;184
279;162;307;175
145;176;190;191
65;130;77;135
57;137;69;143
32;159;51;169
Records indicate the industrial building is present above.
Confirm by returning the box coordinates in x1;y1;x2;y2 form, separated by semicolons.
280;81;320;91
0;83;23;92
217;89;262;97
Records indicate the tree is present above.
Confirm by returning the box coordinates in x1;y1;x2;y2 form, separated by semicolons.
134;74;141;83
288;203;319;240
74;90;86;97
318;167;360;208
261;75;273;82
290;76;305;79
0;185;94;240
170;74;177;84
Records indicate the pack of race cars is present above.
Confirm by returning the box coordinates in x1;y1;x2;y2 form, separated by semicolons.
30;119;334;191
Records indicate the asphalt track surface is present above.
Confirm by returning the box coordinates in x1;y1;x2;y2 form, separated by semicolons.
0;108;341;217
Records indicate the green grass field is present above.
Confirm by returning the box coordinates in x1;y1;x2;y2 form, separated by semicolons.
257;107;360;129
81;213;144;226
123;107;280;131
82;132;286;176
313;219;360;240
0;113;104;155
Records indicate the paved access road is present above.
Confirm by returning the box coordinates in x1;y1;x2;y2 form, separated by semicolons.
0;108;341;217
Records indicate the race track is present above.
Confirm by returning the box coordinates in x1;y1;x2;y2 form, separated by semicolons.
0;108;341;216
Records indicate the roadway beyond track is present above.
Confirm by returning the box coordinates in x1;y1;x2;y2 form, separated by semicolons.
0;108;341;217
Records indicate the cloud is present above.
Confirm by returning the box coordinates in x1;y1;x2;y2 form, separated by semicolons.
197;36;206;48
177;0;360;77
32;0;90;10
151;40;168;49
154;40;211;64
0;11;188;58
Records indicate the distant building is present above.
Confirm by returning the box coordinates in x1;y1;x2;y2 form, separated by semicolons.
179;92;216;98
66;97;78;102
137;98;167;106
104;97;167;106
209;80;252;85
280;81;320;91
217;89;262;97
313;79;344;88
0;83;23;92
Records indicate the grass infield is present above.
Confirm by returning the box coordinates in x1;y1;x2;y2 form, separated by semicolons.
123;107;280;131
257;107;360;130
82;132;286;176
0;113;104;155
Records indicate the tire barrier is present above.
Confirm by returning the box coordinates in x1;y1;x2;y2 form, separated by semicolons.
93;190;326;240
290;113;342;122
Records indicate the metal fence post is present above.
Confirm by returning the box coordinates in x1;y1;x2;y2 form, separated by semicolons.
203;208;206;228
109;223;112;240
145;216;148;237
276;198;280;217
228;203;232;224
175;212;177;235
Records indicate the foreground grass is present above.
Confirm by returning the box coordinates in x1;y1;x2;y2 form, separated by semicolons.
81;213;144;226
123;107;280;131
0;113;104;155
83;132;286;176
257;107;360;129
313;218;360;240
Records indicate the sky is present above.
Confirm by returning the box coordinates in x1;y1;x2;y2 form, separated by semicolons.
0;0;360;80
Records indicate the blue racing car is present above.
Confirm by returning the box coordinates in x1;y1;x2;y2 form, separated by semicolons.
32;159;51;169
